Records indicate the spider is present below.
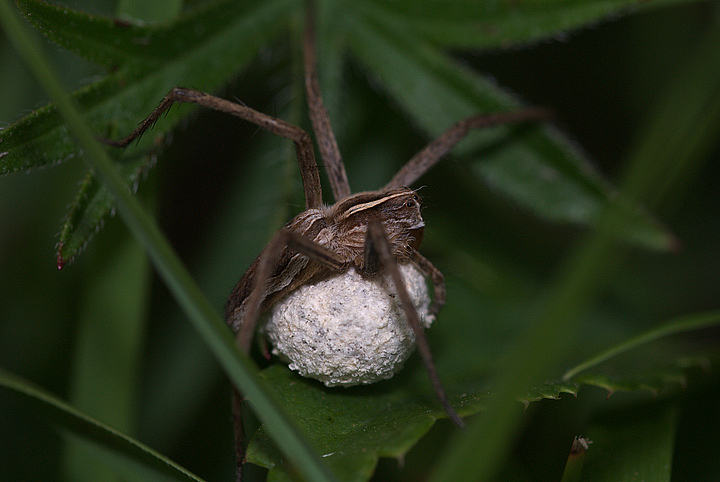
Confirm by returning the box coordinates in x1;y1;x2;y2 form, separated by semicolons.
107;5;545;480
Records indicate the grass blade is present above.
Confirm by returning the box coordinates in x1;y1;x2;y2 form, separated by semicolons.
0;368;205;482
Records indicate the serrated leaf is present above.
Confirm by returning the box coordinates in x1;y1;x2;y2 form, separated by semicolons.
1;0;683;268
563;310;720;396
1;0;295;174
1;0;297;266
563;310;720;381
521;382;580;406
17;0;157;67
573;368;687;396
56;152;154;268
246;364;487;482
365;0;698;49
0;368;205;482
246;303;720;480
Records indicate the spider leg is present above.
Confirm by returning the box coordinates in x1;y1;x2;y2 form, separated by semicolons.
227;227;344;481
231;388;245;482
105;87;324;210
303;1;351;201
384;107;550;190
366;220;465;428
235;227;344;351
410;249;446;318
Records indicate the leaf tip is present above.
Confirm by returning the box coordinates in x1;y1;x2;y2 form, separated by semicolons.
56;243;67;270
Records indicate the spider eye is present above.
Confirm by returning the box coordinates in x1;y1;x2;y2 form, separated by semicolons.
405;200;414;208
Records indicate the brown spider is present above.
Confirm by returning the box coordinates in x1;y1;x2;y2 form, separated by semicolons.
107;5;546;480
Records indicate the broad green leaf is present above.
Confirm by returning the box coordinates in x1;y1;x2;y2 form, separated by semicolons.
246;300;718;480
246;364;487;482
0;368;205;482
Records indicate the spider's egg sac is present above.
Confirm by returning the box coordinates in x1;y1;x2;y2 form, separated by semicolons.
263;263;434;386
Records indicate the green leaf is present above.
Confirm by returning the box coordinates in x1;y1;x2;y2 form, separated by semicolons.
245;296;718;481
364;0;699;49
0;368;205;482
563;310;720;381
521;382;580;406
560;312;720;398
2;0;297;266
582;401;677;482
63;226;151;482
56;153;154;267
346;2;675;250
246;364;488;482
1;0;682;270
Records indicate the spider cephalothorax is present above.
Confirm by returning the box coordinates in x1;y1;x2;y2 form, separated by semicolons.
226;187;427;332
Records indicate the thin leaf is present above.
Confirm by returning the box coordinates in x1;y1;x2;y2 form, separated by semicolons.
0;368;205;482
563;310;720;380
365;0;699;49
346;3;675;251
56;152;154;268
63;228;151;481
561;436;593;482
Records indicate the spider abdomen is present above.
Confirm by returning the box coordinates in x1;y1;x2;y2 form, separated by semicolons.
263;263;434;386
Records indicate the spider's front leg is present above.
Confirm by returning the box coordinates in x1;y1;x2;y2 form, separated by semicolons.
365;220;464;428
226;227;344;481
228;227;344;351
104;87;324;210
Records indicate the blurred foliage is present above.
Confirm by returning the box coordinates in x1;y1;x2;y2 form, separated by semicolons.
1;0;720;481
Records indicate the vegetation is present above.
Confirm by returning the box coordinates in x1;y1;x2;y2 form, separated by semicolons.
1;0;719;481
